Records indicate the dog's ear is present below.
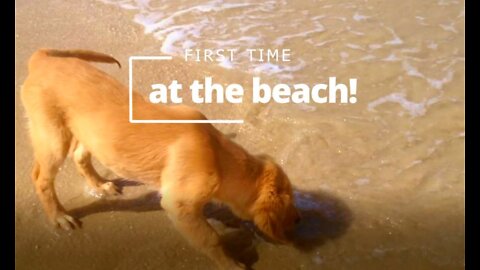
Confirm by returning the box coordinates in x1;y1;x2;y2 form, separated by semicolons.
252;161;288;242
253;195;288;243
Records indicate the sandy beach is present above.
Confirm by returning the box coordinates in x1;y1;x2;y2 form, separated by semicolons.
16;0;464;269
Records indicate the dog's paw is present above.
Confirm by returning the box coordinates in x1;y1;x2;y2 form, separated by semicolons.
53;214;81;230
99;181;121;196
86;181;121;198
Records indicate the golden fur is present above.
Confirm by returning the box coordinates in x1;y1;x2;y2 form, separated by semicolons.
20;49;300;269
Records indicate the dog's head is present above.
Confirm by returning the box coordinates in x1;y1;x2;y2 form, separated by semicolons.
251;158;300;243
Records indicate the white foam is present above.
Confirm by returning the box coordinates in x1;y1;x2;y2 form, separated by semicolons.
383;26;404;45
160;29;189;54
355;178;370;186
296;104;317;112
213;36;260;47
98;0;460;87
182;40;197;50
369;44;383;50
119;2;140;10
133;12;165;34
315;39;338;47
218;58;234;69
97;0;313;80
346;43;365;51
348;28;365;36
415;16;429;26
311;15;326;20
273;27;326;46
251;59;306;77
382;53;400;62
402;61;455;89
427;70;454;90
353;12;370;21
438;0;460;6
368;92;428;117
252;63;282;74
402;61;424;78
407;160;423;168
440;23;458;33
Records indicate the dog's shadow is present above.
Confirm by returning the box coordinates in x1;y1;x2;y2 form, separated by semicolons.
70;180;353;270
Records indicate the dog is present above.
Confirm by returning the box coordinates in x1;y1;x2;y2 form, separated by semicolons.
20;49;300;269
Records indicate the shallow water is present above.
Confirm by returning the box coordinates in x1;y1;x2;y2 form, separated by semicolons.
16;0;464;269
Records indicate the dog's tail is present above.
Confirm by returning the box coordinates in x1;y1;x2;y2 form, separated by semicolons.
29;48;121;69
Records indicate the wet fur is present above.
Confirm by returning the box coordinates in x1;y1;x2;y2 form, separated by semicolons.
20;49;299;270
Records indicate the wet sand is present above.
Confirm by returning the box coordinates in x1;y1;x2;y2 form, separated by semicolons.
16;0;464;270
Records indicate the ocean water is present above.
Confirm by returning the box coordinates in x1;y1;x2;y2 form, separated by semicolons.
45;0;467;269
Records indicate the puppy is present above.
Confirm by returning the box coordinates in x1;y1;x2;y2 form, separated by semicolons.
21;49;300;269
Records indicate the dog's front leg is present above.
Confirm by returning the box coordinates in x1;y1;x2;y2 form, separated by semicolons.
72;142;120;196
161;177;244;270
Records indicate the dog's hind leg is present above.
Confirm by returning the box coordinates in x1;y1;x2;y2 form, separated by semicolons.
72;142;120;196
29;120;81;230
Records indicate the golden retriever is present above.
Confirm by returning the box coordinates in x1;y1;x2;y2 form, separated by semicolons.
20;49;300;270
